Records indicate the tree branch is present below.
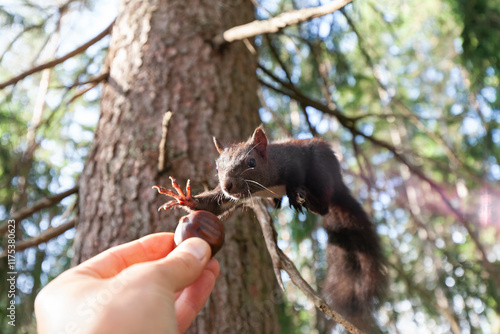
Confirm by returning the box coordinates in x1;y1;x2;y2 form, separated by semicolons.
0;23;45;63
62;71;110;90
251;200;363;334
0;20;114;90
65;78;105;106
0;218;76;257
213;0;353;47
263;36;318;136
0;186;78;235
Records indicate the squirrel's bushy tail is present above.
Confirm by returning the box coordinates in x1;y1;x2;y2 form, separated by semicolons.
323;189;386;332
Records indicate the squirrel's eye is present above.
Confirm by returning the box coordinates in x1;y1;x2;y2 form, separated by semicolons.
248;158;256;168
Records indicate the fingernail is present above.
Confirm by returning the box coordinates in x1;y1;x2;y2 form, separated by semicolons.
179;238;210;262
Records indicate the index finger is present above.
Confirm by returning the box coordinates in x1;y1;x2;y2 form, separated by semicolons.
74;233;176;278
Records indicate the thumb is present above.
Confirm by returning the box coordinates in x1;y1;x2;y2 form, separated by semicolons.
156;237;212;291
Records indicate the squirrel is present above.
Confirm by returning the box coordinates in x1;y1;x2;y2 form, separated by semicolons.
154;125;386;332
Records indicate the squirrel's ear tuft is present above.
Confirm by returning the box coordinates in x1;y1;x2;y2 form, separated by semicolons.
213;137;224;155
251;125;267;146
250;125;268;158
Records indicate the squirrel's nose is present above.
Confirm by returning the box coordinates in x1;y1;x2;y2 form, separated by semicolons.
224;179;233;193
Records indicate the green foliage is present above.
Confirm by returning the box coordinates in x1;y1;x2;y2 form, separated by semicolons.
449;0;500;86
447;0;500;168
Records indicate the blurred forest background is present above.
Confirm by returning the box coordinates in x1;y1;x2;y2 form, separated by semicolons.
0;0;499;333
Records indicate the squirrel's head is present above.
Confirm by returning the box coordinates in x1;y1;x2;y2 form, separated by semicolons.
213;125;269;200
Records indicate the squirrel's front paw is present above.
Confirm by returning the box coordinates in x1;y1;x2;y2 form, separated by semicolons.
153;177;197;211
287;188;306;213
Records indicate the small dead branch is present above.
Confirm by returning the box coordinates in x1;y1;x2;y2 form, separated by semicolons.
158;111;173;172
0;20;114;90
213;0;353;47
63;71;110;90
0;186;78;235
0;218;77;257
250;200;363;334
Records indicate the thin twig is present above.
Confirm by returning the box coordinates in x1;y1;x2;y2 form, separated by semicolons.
302;37;339;112
213;0;353;47
0;20;114;90
264;36;318;136
158;111;173;172
264;35;293;83
0;186;78;235
61;71;110;90
66;81;100;105
257;87;291;136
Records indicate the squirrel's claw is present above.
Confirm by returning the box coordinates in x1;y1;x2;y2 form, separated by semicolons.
158;200;181;211
153;177;196;211
152;185;178;198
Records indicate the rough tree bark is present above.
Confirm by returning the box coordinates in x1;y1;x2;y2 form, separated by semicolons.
73;0;281;332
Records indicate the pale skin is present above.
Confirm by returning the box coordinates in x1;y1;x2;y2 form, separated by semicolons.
35;233;219;334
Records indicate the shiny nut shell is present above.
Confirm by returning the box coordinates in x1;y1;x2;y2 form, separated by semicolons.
174;211;224;257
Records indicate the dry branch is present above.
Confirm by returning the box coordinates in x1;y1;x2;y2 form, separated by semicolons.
0;186;78;235
66;77;106;105
158;111;173;172
0;218;76;257
250;200;363;334
0;20;114;90
63;71;110;90
213;0;353;47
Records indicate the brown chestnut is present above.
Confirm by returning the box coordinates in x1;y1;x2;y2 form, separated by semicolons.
174;211;224;257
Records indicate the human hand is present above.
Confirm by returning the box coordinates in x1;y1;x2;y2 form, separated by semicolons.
35;233;219;334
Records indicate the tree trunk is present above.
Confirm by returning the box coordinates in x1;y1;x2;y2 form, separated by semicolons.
73;0;281;332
